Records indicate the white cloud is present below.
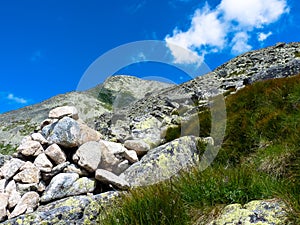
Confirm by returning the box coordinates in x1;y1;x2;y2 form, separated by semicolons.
231;32;252;54
219;0;289;28
7;93;28;104
165;41;204;64
165;4;226;64
258;31;273;42
165;0;289;64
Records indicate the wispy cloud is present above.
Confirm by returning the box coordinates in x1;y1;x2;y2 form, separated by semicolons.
7;93;28;104
165;0;289;64
231;32;252;54
258;31;273;42
0;92;28;104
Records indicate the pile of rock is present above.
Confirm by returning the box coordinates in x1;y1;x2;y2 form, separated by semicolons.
0;106;143;221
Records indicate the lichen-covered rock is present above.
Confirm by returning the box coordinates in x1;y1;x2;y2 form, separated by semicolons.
208;199;288;225
44;143;67;165
64;177;96;196
1;191;120;225
72;141;102;172
120;136;201;187
40;173;79;203
131;115;163;149
95;169;130;190
45;117;81;148
41;173;96;203
0;158;25;180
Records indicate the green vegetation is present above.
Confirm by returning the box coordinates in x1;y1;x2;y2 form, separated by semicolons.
2;119;36;136
98;88;136;110
98;88;115;110
0;142;16;155
164;125;181;142
294;51;300;58
100;166;289;225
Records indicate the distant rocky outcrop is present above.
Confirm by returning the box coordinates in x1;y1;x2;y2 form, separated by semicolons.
0;76;173;149
94;42;300;148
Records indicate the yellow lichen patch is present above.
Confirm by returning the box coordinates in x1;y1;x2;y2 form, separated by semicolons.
16;218;23;225
56;197;81;208
134;117;161;130
83;200;101;225
209;199;288;225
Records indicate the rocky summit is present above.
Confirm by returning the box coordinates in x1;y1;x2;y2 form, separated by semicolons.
0;42;300;224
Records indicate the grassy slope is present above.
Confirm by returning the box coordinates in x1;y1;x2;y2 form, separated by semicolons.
100;75;300;224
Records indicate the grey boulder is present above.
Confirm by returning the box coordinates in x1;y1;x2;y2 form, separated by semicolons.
0;158;25;180
48;106;79;120
208;199;288;225
120;136;201;187
95;169;130;190
45;117;81;148
40;173;96;203
73;141;102;173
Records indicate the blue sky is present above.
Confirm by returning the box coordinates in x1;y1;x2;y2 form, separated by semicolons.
0;0;299;113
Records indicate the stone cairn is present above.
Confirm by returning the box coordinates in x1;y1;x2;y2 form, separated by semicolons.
0;106;144;222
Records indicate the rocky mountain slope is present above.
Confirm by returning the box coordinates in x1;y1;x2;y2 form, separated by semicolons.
94;42;300;147
0;76;173;150
0;42;299;224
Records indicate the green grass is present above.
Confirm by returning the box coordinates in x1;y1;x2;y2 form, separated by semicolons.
295;51;300;58
97;88;136;110
98;88;115;110
99;74;300;224
0;143;16;155
2;119;36;136
100;166;289;225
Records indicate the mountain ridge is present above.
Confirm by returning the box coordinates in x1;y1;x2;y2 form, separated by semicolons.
0;75;173;149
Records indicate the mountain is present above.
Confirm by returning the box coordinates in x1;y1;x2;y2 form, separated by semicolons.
0;75;173;151
0;42;300;224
